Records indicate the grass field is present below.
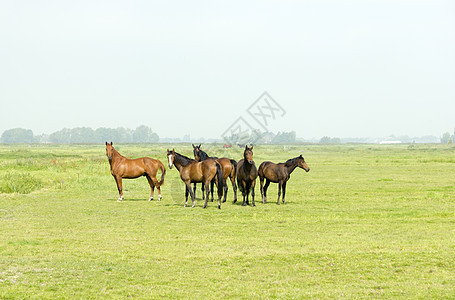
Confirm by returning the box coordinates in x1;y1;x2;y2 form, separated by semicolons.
0;143;454;298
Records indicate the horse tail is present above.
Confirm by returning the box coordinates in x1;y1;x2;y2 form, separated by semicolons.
158;160;166;186
229;159;237;178
215;161;224;198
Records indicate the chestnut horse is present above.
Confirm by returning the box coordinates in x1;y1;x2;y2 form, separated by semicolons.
105;142;165;201
193;144;237;203
236;145;258;206
167;149;224;209
258;155;310;205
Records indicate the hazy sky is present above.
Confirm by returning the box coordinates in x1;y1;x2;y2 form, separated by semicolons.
1;0;454;139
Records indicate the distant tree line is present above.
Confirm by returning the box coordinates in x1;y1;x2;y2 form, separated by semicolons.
0;125;159;144
224;130;297;145
440;130;455;144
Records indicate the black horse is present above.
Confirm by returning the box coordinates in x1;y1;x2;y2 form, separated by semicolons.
192;144;238;203
236;145;258;206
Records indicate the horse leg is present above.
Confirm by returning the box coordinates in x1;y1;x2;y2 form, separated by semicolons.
189;182;196;208
203;181;210;208
201;184;205;200
114;175;123;201
277;181;282;205
146;175;155;201
242;181;247;206
282;181;287;204
259;177;265;203
251;179;256;207
222;182;228;203
152;175;162;201
210;180;215;202
185;185;189;207
193;183;197;199
231;176;237;203
263;180;270;204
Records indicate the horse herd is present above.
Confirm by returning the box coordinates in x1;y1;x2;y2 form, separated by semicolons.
105;142;310;209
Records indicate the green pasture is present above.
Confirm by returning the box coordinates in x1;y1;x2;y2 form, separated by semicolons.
0;143;454;298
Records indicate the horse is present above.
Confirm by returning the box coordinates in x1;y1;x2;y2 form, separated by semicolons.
258;155;310;205
167;149;224;209
105;142;165;202
235;145;258;206
192;144;237;203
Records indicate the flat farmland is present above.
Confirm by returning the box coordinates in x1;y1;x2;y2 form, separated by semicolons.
0;144;454;298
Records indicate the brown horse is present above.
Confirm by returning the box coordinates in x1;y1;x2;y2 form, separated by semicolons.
193;144;237;203
167;149;224;209
105;142;165;201
236;145;258;206
258;155;310;205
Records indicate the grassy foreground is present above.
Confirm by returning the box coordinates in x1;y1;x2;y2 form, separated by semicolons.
0;143;454;298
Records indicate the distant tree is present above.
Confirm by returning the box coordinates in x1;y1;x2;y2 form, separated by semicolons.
441;132;451;144
271;131;296;144
132;125;159;143
96;127;120;143
1;128;34;143
70;127;96;143
49;128;71;143
319;136;332;144
116;127;134;143
319;136;341;144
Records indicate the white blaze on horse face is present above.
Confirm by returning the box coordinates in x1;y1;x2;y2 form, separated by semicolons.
168;154;173;169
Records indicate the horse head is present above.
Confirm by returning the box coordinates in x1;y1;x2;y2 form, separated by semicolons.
297;154;310;172
192;144;202;162
105;142;114;160
167;148;175;169
244;145;254;165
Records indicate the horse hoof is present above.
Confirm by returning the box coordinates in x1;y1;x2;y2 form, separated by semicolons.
218;205;221;209
148;197;153;201
158;195;162;201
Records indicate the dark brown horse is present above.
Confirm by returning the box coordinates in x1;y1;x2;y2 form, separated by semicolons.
105;142;165;201
258;155;310;205
193;144;237;203
236;145;258;206
167;149;224;209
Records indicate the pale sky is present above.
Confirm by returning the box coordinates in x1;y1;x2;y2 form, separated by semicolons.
1;0;454;139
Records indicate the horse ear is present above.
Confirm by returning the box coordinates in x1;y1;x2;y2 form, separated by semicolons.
192;144;195;148
198;144;201;148
110;142;113;146
172;148;175;153
105;142;108;145
251;145;253;150
245;145;248;150
167;149;169;153
300;154;303;158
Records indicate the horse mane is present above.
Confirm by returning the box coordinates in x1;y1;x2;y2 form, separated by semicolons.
284;157;300;167
198;150;210;160
174;152;194;166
